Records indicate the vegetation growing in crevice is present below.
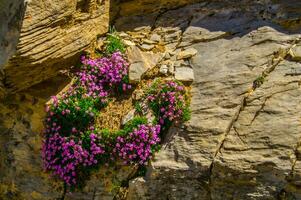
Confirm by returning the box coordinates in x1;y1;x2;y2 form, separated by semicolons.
42;34;191;190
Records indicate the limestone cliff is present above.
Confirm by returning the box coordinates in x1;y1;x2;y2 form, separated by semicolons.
1;0;301;200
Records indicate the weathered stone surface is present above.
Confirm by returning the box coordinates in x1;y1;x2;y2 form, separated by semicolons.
2;0;110;93
159;64;168;75
175;67;195;82
149;33;161;43
212;60;301;199
290;44;301;61
122;109;136;125
127;177;147;200
127;46;163;83
115;0;202;17
0;76;69;200
177;48;198;59
64;164;137;200
124;2;301;199
140;44;154;51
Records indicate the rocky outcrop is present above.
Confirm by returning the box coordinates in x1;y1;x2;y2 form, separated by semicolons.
1;0;109;93
2;0;301;199
123;1;301;199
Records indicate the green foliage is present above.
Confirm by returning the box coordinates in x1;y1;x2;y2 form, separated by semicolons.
117;116;148;136
99;116;148;140
50;96;103;136
182;106;191;122
104;30;125;55
134;102;143;113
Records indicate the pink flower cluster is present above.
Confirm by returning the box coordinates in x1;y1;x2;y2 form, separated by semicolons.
148;81;187;125
42;51;188;188
113;125;161;165
79;51;131;99
42;52;133;186
42;131;104;186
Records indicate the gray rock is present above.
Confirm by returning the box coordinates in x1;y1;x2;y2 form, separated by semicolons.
127;4;301;199
177;48;198;59
175;67;195;83
127;178;148;200
127;46;163;83
143;39;157;44
150;33;161;42
129;62;146;83
290;44;301;61
159;65;169;75
140;44;155;51
121;109;136;125
123;39;136;46
168;63;175;75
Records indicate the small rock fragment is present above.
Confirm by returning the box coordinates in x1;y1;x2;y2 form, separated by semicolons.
290;45;301;61
164;52;171;59
177;48;198;59
169;63;175;75
129;62;145;83
118;32;129;38
150;33;161;42
122;109;136;125
133;89;144;101
143;39;157;44
123;39;136;46
165;43;178;52
140;44;155;51
175;67;195;83
159;65;169;75
96;38;104;50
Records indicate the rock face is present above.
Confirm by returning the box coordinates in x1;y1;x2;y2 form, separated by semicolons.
2;0;301;200
0;76;69;200
123;1;301;200
1;0;109;93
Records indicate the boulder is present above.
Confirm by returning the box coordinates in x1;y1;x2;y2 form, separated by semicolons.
177;48;198;59
127;46;163;83
175;67;195;83
159;64;169;75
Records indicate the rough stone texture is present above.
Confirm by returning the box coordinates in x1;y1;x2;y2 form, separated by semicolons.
127;46;163;83
0;76;69;200
124;1;301;199
175;67;195;82
290;44;301;61
2;0;110;93
0;0;26;98
177;48;198;59
211;60;301;199
2;0;301;199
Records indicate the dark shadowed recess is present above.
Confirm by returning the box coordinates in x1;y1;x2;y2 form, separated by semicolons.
0;0;26;68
